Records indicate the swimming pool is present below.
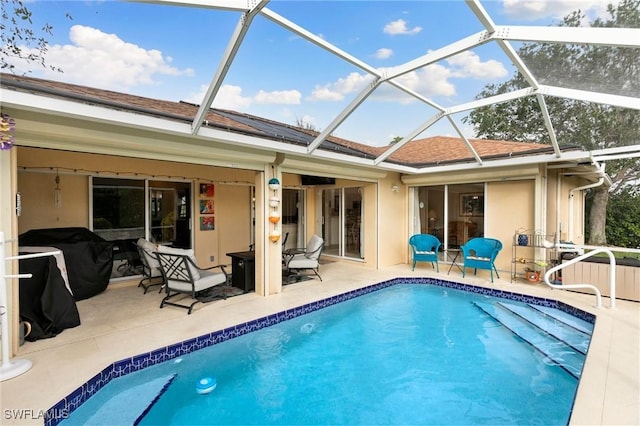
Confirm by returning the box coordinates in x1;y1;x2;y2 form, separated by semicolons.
50;278;594;425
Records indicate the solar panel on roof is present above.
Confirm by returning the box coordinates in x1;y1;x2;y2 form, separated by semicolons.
214;110;377;160
215;110;314;145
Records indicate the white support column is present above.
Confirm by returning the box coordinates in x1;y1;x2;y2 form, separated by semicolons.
265;165;283;295
254;170;266;296
0;148;17;361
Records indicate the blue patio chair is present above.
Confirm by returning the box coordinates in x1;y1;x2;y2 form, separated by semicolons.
409;234;441;272
460;237;503;282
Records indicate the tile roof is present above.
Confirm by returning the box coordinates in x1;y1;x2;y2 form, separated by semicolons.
1;73;562;167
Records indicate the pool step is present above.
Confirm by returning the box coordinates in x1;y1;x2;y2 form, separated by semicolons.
473;301;590;379
82;373;177;426
496;301;592;356
528;304;594;335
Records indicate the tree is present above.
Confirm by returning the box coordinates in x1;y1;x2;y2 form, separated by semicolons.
389;136;403;145
594;185;640;249
0;0;65;74
464;0;640;246
295;117;318;132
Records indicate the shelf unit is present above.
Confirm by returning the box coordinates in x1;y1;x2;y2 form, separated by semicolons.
511;230;557;283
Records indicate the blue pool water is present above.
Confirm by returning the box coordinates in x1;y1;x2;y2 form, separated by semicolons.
61;283;593;425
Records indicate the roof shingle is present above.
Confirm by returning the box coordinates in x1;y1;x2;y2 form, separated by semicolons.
1;73;559;167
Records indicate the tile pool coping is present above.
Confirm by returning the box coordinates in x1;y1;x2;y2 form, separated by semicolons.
46;277;595;426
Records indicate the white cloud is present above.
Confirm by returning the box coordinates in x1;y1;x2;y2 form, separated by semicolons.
307;50;506;105
501;0;610;21
388;65;457;99
310;72;374;101
375;48;393;60
188;84;301;110
14;25;193;92
254;89;302;105
383;19;422;35
446;51;508;80
310;86;346;101
207;85;252;110
308;65;455;105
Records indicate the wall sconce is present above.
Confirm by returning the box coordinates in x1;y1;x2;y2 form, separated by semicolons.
53;170;62;208
391;184;400;193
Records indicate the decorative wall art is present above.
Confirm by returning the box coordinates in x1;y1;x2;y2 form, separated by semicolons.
199;183;215;230
200;199;214;214
199;183;214;198
459;193;484;217
200;216;215;231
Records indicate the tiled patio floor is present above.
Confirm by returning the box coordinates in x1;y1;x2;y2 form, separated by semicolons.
1;261;638;425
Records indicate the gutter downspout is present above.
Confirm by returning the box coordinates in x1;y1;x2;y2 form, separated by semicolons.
568;162;606;242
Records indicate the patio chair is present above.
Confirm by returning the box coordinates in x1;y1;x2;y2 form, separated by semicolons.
460;237;503;283
409;234;441;272
156;248;228;314
135;238;164;294
283;234;324;282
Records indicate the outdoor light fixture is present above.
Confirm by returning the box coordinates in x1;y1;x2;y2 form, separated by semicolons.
53;170;62;208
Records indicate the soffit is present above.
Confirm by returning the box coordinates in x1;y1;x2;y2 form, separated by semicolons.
402;164;541;186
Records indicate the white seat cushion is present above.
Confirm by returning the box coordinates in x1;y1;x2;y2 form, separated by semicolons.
137;238;160;269
167;270;225;293
288;254;318;269
149;266;162;278
467;256;491;261
415;250;435;255
304;235;323;259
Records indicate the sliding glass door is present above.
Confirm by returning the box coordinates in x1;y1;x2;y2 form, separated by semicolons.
92;177;192;279
320;187;363;259
414;183;485;260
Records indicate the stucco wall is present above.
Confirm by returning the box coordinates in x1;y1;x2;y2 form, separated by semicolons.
17;171;89;230
486;180;535;273
377;173;405;267
16;147;255;267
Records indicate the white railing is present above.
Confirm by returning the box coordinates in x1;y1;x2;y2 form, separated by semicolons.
543;244;618;309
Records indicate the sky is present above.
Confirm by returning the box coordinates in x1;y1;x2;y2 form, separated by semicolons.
8;0;614;146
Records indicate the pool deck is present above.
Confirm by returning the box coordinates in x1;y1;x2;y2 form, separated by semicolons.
1;261;638;425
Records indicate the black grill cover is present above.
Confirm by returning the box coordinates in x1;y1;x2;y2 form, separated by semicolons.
19;227;114;300
19;255;81;341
